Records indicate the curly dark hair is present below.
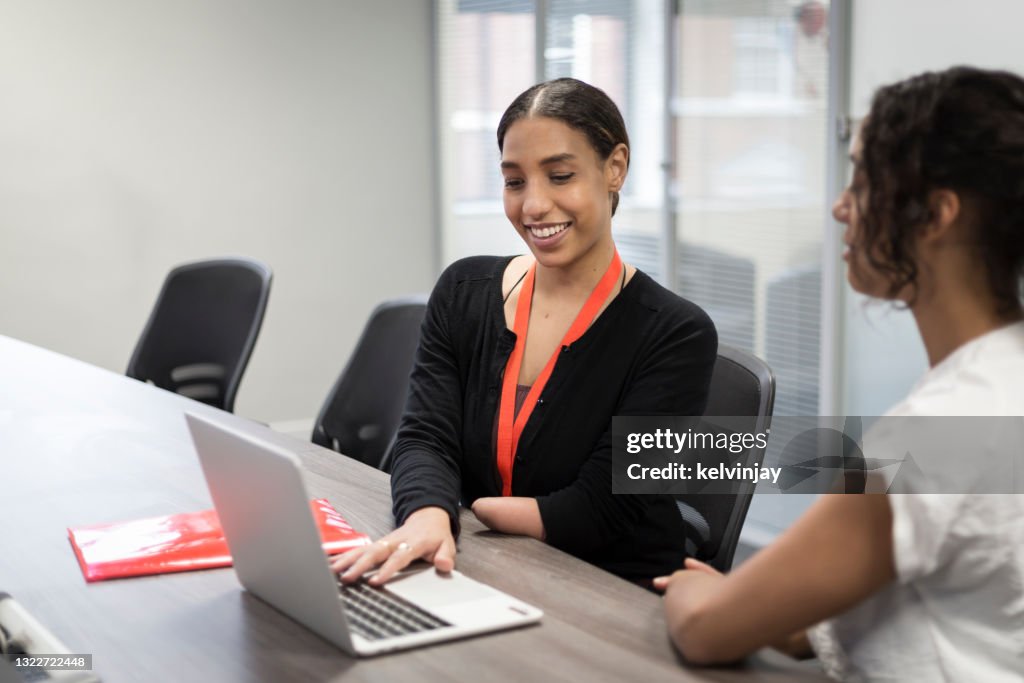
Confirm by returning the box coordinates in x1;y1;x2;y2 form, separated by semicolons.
497;78;629;216
858;66;1024;313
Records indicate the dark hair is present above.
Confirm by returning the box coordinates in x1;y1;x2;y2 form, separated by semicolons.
497;78;630;215
858;66;1024;313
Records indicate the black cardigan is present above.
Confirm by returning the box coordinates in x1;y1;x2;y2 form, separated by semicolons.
390;256;717;579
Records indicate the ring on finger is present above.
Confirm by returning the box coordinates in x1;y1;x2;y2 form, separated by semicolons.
396;542;411;553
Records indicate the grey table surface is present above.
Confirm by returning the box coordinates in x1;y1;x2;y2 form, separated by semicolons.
0;335;829;682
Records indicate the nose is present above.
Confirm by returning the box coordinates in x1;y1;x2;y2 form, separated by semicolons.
832;189;849;224
522;182;553;221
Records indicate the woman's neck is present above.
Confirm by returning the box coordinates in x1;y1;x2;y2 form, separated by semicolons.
533;238;616;301
911;282;1023;367
908;225;1024;366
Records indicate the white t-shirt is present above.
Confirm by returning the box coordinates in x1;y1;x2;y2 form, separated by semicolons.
807;320;1024;682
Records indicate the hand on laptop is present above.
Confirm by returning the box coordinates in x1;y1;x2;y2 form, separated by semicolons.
331;506;456;586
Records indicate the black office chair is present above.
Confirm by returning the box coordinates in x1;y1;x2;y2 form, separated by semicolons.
312;297;427;469
126;257;272;413
676;344;776;572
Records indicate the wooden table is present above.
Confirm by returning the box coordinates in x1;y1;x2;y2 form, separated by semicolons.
0;335;827;682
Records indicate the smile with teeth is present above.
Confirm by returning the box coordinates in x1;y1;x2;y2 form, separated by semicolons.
528;222;571;238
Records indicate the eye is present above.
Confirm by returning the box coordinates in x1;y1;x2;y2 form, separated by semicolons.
551;173;574;184
503;177;524;189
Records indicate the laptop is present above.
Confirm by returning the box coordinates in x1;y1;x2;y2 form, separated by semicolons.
184;413;542;656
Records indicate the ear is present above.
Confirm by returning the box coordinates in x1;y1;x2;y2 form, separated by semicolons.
921;189;961;244
604;143;629;192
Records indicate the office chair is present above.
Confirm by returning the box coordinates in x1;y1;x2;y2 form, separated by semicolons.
126;257;272;413
312;297;427;470
676;344;776;572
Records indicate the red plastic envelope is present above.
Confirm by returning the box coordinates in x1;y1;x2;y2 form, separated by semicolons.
68;498;369;582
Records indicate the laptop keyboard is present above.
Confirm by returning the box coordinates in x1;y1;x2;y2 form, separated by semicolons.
337;580;451;641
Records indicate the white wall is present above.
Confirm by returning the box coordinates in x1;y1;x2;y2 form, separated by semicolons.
841;0;1024;415
0;1;436;423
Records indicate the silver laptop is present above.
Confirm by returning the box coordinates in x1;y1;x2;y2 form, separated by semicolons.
185;412;542;656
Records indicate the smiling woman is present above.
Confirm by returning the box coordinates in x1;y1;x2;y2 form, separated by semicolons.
331;78;718;586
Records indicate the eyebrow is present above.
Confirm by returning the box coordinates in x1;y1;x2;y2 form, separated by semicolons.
500;153;576;170
540;153;575;165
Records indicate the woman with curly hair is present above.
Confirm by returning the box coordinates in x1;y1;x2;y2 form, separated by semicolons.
656;66;1024;681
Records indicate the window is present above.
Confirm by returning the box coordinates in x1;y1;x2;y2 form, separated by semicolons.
733;17;791;96
437;0;536;261
673;0;830;419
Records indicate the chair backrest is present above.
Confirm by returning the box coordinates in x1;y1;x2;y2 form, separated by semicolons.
126;258;272;413
676;344;776;572
312;297;427;469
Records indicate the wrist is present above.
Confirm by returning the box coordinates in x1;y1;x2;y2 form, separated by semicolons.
407;506;454;534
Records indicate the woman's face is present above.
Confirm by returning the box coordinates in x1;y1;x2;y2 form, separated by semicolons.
832;131;898;299
500;116;625;270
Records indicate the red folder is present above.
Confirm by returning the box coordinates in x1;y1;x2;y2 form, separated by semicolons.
68;498;369;582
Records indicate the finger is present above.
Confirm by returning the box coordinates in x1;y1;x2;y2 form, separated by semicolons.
684;557;721;575
368;540;419;586
330;545;371;573
340;539;395;583
431;536;456;573
653;570;687;591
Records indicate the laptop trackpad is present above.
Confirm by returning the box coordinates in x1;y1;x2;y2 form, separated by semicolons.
385;568;500;610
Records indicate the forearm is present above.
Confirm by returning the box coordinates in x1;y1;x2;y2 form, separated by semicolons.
662;494;896;665
663;573;752;664
471;497;545;540
665;575;807;664
390;447;462;532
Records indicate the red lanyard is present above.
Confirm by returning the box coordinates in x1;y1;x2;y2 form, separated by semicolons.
496;250;623;496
